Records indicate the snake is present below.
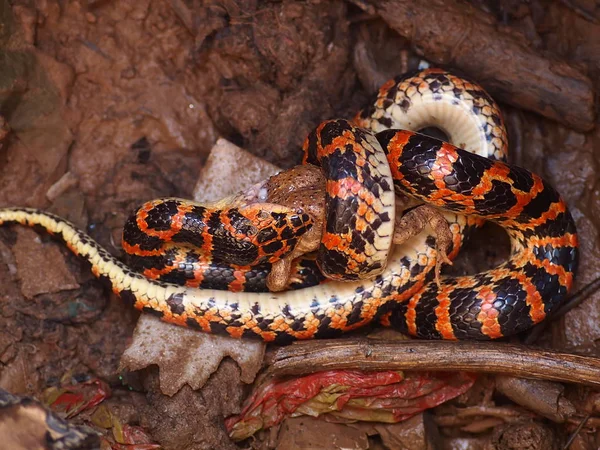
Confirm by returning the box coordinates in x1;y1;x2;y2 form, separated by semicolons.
0;69;578;343
120;197;318;292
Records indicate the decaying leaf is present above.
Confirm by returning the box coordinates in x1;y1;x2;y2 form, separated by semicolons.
226;370;476;441
120;315;265;396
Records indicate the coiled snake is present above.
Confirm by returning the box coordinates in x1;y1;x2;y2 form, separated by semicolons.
0;69;578;343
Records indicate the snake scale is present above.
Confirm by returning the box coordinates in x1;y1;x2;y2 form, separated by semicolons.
0;69;578;343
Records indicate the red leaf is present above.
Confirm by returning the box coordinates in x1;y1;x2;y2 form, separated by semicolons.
226;370;476;441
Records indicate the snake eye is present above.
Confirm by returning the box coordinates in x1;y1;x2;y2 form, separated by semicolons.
257;211;270;220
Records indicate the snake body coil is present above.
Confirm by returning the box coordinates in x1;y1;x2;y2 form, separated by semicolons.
0;69;578;343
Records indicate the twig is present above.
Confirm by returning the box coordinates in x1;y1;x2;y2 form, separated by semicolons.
524;276;600;345
549;276;600;320
434;405;528;424
559;0;599;25
266;339;600;387
563;413;591;450
79;39;112;61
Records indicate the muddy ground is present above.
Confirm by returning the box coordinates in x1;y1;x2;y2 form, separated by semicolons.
0;0;599;449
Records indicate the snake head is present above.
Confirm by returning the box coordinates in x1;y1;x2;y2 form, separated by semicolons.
235;203;313;263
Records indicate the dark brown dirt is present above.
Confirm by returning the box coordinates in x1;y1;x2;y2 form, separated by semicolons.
0;0;599;449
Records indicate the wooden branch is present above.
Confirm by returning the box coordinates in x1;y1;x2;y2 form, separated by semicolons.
265;339;600;388
361;0;596;132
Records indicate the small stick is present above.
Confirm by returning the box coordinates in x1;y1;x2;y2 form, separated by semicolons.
265;339;600;388
563;413;591;450
524;276;600;344
559;0;599;24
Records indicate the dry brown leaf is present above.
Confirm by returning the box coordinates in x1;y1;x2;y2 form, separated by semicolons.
13;227;80;298
120;315;265;396
192;138;280;203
